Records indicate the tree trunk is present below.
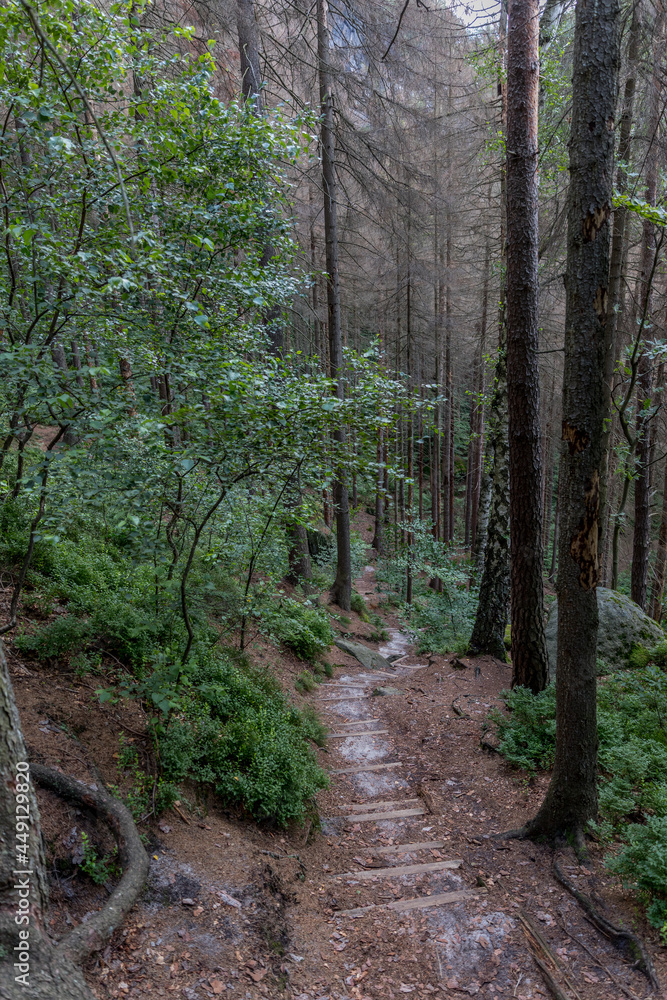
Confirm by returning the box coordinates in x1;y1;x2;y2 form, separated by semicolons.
469;331;510;659
469;1;510;659
630;0;664;608
317;0;351;611
649;458;667;623
236;0;283;354
0;643;149;998
372;427;385;555
506;0;548;692
526;0;621;842
599;3;640;570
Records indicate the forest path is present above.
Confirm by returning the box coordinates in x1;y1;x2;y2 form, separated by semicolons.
291;562;662;1000
29;559;662;1000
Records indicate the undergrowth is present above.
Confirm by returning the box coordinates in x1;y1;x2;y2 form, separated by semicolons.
492;650;667;932
159;652;328;826
5;498;330;828
376;525;476;653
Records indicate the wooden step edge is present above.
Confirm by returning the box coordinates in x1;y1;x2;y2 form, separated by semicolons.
369;840;446;854
338;807;425;822
331;762;402;774
327;729;390;738
332;859;463;880
342;798;420;812
336;888;479;918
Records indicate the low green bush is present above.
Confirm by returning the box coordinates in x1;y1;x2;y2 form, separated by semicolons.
159;653;328;826
492;665;667;925
15;615;92;660
350;591;369;621
262;598;334;660
606;816;667;933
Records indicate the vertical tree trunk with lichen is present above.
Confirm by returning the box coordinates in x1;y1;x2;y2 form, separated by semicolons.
525;0;621;843
469;0;510;660
506;0;548;693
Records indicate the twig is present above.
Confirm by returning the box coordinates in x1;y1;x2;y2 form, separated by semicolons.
555;913;642;1000
519;910;583;1000
172;802;191;825
554;859;660;990
382;0;410;60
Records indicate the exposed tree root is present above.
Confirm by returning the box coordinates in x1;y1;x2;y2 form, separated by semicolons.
0;765;148;999
554;858;660;991
31;764;149;965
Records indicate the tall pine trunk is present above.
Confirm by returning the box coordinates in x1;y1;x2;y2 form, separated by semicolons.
506;0;548;692
526;0;620;842
630;2;664;608
317;0;351;610
469;0;510;658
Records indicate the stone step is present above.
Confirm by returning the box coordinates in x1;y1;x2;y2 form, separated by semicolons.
333;718;381;726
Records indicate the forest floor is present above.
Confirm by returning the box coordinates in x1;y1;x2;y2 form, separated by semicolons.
4;538;667;1000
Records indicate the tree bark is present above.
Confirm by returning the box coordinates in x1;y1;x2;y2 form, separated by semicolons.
317;0;351;611
0;643;149;998
506;0;548;692
469;331;510;660
649;458;667;622
525;0;621;842
630;0;664;608
599;3;640;575
372;427;385;555
469;1;510;659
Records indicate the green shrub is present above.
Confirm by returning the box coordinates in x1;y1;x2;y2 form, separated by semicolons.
490;684;557;775
80;832;119;885
262;598;334;660
159;653;328;826
295;670;317;693
652;639;667;667
629;644;651;669
492;666;667;927
606;816;667;929
350;591;369;621
15;615;92;660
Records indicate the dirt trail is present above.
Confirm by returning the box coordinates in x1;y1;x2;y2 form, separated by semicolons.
8;560;667;999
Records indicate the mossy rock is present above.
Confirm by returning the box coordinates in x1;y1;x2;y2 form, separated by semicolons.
334;638;393;671
545;587;664;680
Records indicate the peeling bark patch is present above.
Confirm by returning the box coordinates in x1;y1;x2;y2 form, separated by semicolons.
562;421;590;454
582;203;610;241
570;470;600;590
594;285;608;321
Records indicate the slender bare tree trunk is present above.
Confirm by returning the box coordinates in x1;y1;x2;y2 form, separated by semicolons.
649;457;667;623
318;0;351;611
599;3;640;575
630;0;664;608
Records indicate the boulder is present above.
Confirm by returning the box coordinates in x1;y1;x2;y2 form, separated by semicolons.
372;686;402;697
334;638;394;671
545;587;664;679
